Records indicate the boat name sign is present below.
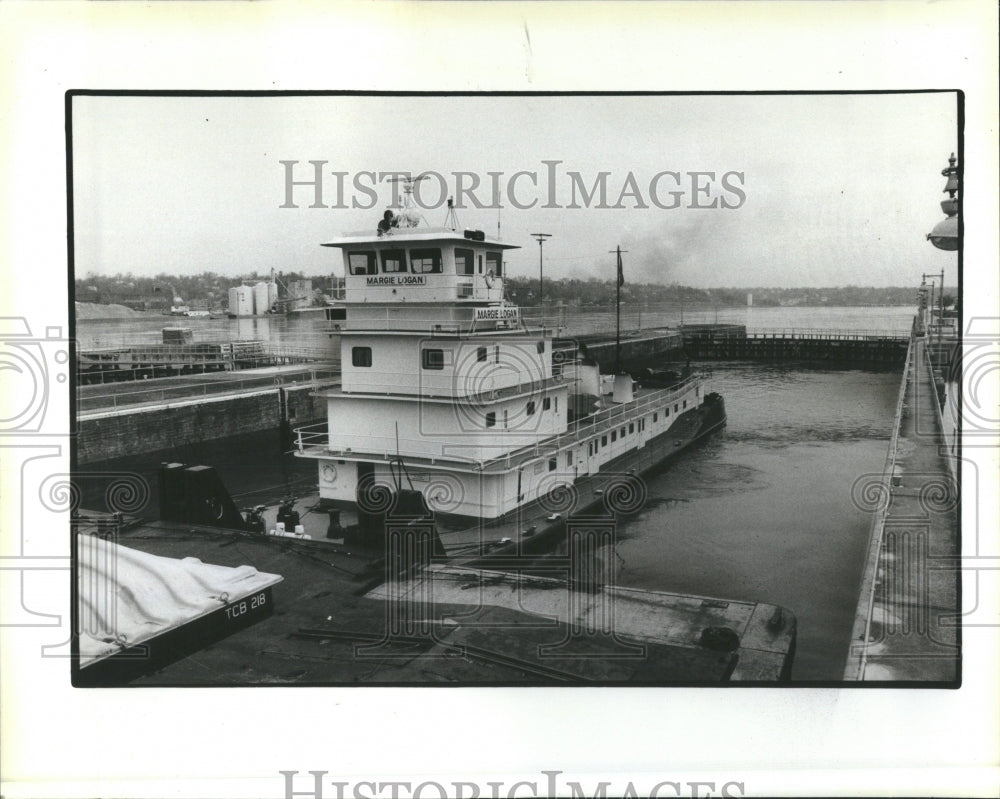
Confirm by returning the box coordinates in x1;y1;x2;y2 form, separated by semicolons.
473;306;520;321
365;275;427;286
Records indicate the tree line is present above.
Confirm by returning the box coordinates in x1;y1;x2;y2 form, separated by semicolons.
75;270;953;310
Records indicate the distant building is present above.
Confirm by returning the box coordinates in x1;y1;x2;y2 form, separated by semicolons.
287;279;313;309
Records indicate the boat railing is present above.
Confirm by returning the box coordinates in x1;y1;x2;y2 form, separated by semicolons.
294;373;705;466
295;422;331;455
331;305;548;335
507;374;704;462
326;373;565;403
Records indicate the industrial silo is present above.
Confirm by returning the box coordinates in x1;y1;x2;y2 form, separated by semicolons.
253;282;270;315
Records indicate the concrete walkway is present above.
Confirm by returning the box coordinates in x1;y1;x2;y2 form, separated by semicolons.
845;336;960;682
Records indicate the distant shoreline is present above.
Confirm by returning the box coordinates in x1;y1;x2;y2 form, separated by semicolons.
75;302;165;321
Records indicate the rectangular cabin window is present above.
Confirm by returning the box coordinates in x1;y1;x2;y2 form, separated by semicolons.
495;345;500;363
410;248;442;274
548;458;557;472
526;401;536;416
478;255;483;274
629;422;634;434
674;403;678;413
611;430;617;442
348;251;377;275
455;248;475;276
381;249;407;273
621;426;626;438
536;340;545;354
683;399;687;408
485;411;496;428
351;346;372;367
653;412;658;422
486;252;503;278
665;406;670;417
422;348;445;370
477;346;487;362
566;452;573;467
542;397;551;411
601;435;607;447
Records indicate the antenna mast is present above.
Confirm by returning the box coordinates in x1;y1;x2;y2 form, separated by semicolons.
444;197;461;231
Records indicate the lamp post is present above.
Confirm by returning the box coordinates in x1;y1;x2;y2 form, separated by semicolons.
530;233;552;308
926;153;958;356
921;273;937;331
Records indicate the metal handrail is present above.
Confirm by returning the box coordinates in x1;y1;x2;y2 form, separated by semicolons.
923;339;959;488
294;374;704;467
742;328;907;340
508;376;703;464
847;331;915;680
79;368;340;413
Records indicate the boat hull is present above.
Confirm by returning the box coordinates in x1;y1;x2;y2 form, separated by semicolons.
316;392;726;552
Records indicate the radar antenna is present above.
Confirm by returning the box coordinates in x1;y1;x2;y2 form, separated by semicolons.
384;174;430;228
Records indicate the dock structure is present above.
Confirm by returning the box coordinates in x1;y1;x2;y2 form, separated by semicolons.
679;326;909;366
844;333;960;682
75;363;338;463
554;328;685;372
554;324;910;369
77;341;336;384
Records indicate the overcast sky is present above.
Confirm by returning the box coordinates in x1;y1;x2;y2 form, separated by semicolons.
71;92;958;288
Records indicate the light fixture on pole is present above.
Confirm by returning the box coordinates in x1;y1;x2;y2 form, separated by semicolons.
530;233;552;306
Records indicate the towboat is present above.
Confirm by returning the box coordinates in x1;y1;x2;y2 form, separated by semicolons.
295;179;726;542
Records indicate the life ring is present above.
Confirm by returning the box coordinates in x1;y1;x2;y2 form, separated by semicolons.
484;269;496;288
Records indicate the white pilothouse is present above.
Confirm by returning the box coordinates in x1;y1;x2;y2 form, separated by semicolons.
295;186;724;523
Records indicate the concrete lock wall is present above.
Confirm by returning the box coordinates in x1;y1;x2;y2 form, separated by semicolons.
76;384;326;464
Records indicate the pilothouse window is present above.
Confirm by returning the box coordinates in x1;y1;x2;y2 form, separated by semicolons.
455;248;474;276
410;248;442;274
348;251;377;276
381;249;407;273
486;252;503;277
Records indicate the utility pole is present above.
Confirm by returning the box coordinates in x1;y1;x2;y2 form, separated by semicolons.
530;233;552;307
609;246;628;374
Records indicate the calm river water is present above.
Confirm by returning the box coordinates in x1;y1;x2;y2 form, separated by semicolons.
78;305;911;681
74;304;915;350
